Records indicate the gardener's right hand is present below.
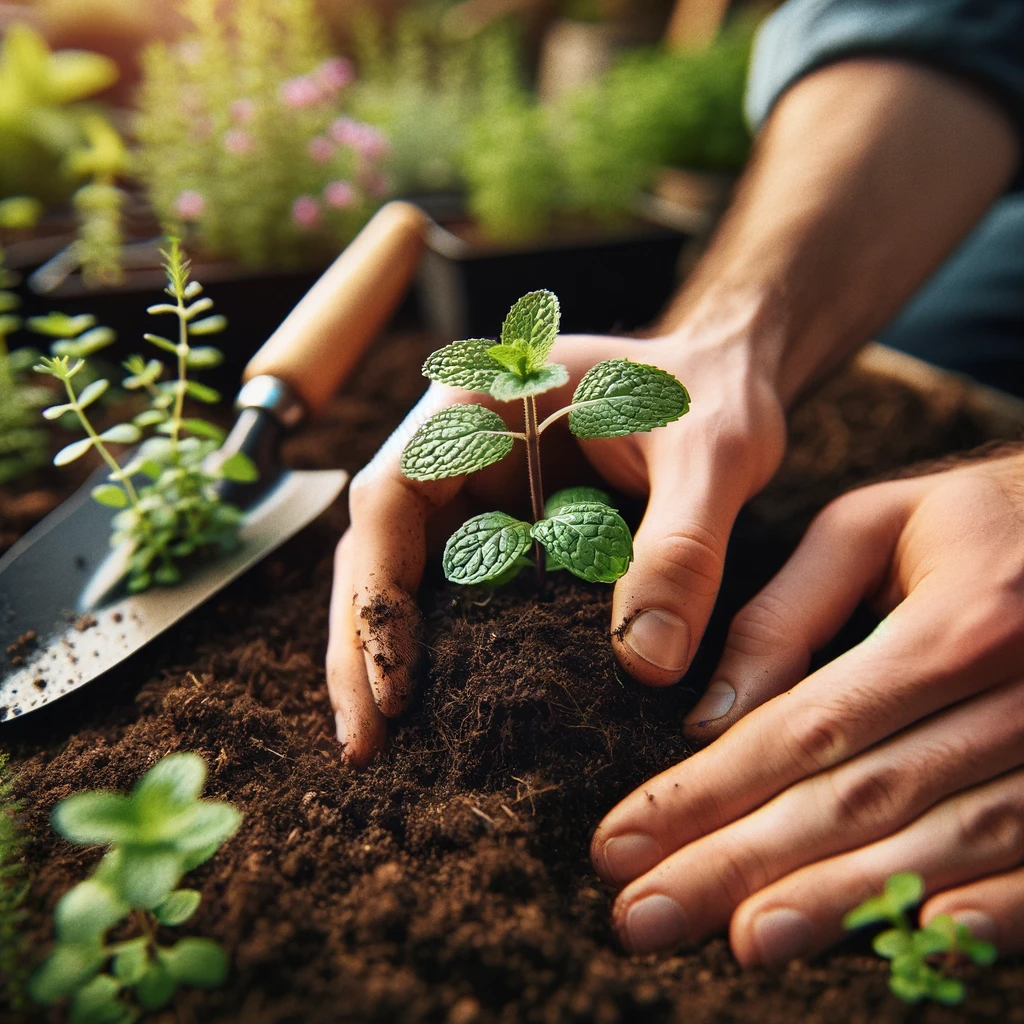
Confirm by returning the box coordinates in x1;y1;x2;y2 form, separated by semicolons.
326;328;786;764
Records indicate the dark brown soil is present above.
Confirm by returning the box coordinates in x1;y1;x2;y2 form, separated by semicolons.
3;335;1024;1024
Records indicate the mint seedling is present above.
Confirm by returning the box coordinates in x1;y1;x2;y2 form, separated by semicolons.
844;872;997;1005
401;290;689;586
30;753;241;1021
34;239;257;592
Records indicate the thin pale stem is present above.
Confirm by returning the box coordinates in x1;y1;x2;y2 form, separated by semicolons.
169;293;189;460
536;403;578;436
62;374;140;506
524;396;545;588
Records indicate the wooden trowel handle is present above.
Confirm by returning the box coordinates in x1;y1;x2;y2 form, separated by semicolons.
242;201;428;416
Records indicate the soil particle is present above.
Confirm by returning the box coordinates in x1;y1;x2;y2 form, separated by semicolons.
2;336;1023;1023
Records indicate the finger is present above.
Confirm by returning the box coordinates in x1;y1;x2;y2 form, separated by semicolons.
325;531;387;766
593;578;1020;886
611;436;748;687
728;767;1024;967
921;865;1024;954
684;481;917;737
605;676;1024;952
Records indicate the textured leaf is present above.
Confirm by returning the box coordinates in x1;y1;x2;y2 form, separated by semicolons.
52;792;137;846
531;502;633;583
112;938;149;985
134;753;206;809
160;938;229;988
489;363;569;402
29;943;106;1003
545;486;612;516
115;847;182;909
872;928;910;960
99;424;141;445
442;512;533;585
401;405;514;481
884;873;924;914
78;379;110;409
422;339;502;394
486;340;534;376
55;880;128;943
568;360;689;439
153;889;201;926
499;290;559;365
218;451;259;483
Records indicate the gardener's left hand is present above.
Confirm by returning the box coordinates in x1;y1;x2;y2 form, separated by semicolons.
591;451;1024;963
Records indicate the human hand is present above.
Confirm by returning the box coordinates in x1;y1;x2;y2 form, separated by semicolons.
326;330;785;764
591;451;1024;962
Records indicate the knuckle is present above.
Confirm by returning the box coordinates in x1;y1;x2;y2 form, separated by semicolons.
726;591;806;660
644;525;725;599
708;841;771;906
780;704;850;774
955;790;1024;863
828;764;904;834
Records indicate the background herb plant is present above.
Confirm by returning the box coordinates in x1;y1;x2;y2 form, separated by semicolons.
0;752;32;1013
34;239;257;592
30;753;242;1022
400;289;689;586
843;872;998;1005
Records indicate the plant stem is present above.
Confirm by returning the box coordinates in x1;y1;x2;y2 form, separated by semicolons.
170;297;189;460
524;396;545;588
62;375;140;506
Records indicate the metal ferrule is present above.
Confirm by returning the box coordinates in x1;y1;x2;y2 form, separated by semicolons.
234;375;306;430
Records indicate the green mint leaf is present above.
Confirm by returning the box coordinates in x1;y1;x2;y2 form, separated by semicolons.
30;943;107;1003
401;405;514;481
186;346;223;369
91;484;129;508
55;879;129;943
114;847;182;909
27;312;96;338
486;340;534;376
842;895;891;930
78;378;110;409
931;977;966;1005
568;360;690;439
153;888;202;927
912;926;952;958
442;511;533;585
422;338;502;393
143;333;178;355
134;960;175;1010
888;974;927;1005
188;314;227;336
52;791;137;846
531;502;633;583
67;973;133;1024
170;802;242;857
159;938;229;988
218;451;259;483
112;938;149;985
884;872;924;915
545;486;612;516
133;753;206;809
99;424;141;445
489;363;569;402
499;289;559;366
966;937;998;966
871;928;911;960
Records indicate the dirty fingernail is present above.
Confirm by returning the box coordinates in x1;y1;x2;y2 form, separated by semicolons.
622;894;689;953
600;833;663;885
952;910;997;944
753;908;812;967
622;609;690;673
684;680;736;725
335;709;348;747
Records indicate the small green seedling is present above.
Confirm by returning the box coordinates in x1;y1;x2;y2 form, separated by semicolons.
30;753;241;1023
34;239;257;592
843;872;997;1005
400;290;689;586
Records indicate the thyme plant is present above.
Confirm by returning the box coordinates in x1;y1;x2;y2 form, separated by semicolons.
401;290;689;586
30;753;241;1021
843;872;997;1005
34;240;257;593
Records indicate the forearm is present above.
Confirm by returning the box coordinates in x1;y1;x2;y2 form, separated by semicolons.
659;58;1020;405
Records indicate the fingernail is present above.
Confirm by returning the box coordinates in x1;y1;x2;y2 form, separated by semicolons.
753;908;812;967
622;894;689;953
622;609;690;673
952;910;997;944
684;680;736;726
601;833;663;885
335;710;347;747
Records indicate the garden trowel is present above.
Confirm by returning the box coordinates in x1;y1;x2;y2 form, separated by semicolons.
0;201;428;722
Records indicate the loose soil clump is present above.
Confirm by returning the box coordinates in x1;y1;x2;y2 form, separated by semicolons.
3;336;1024;1023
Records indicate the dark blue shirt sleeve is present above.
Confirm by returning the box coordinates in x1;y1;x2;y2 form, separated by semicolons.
745;0;1024;145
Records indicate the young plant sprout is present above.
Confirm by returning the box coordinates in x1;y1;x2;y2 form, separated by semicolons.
843;872;997;1005
401;290;689;586
34;239;257;592
30;753;241;1021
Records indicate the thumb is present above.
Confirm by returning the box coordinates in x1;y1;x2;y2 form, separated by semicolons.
611;465;739;687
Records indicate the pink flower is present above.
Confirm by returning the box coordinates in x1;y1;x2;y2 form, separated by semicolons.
291;195;321;230
224;129;254;156
173;190;205;221
316;57;354;94
329;118;389;161
278;75;321;109
230;98;257;124
323;180;356;209
307;136;335;163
